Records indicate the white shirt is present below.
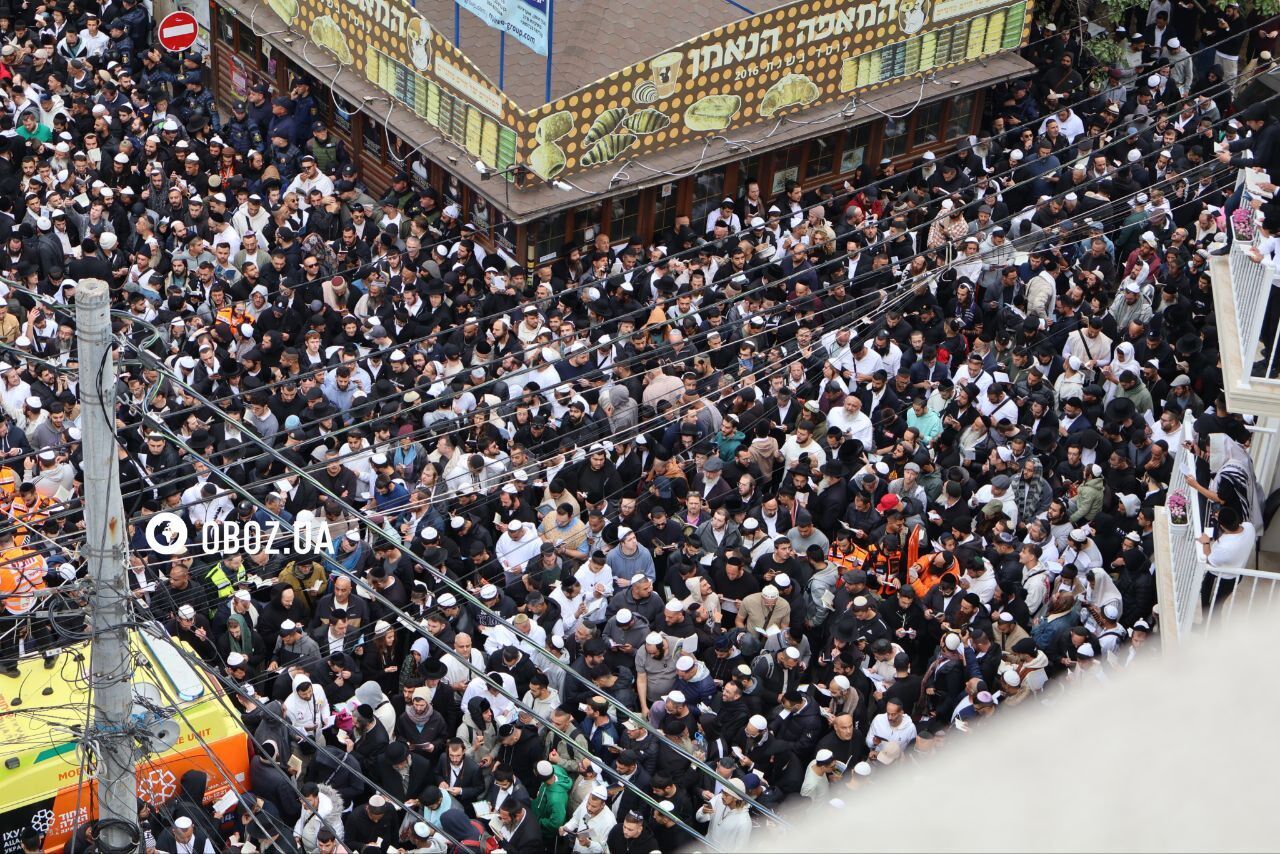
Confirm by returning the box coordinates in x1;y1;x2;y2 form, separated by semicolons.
443;646;486;688
575;564;614;621
564;801;617;853
780;436;827;470
952;363;993;394
482;622;547;657
78;27;109;55
460;675;517;722
699;793;752;851
285;172;335;208
851;349;884;379
549;584;587;634
1207;523;1256;579
865;712;918;748
970;485;1018;529
825;407;873;447
962;565;998;605
283;684;334;734
495;530;543;573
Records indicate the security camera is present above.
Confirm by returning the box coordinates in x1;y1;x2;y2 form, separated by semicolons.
476;161;490;180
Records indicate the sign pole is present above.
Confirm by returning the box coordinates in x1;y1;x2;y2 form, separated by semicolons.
499;29;506;89
454;0;461;46
544;0;553;103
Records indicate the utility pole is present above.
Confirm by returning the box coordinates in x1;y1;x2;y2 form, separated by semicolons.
76;278;140;852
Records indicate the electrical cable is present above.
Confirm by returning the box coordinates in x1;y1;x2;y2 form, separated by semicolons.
0;92;1249;540
0;119;1248;577
0;33;1264;834
141;594;724;850
119;341;777;834
101;126;1265;805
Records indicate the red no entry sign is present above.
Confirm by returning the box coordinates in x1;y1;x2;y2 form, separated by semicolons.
157;11;198;52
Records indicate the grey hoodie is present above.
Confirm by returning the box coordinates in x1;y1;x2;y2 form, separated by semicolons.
607;384;638;437
603;611;651;651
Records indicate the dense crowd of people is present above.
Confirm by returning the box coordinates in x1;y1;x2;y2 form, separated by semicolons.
0;0;1274;851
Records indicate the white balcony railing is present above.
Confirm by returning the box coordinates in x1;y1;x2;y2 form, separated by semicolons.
1153;421;1205;644
1198;567;1280;635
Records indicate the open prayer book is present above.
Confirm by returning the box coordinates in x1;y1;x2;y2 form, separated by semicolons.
1245;168;1274;199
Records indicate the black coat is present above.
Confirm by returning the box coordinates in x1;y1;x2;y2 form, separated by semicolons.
250;754;301;825
435;754;487;803
605;765;652;821
343;805;401;851
374;751;435;804
492;727;545;792
308;746;366;807
499;808;545;854
810;480;849;537
394;708;449;757
607;823;661;854
1115;558;1156;627
351;722;391;778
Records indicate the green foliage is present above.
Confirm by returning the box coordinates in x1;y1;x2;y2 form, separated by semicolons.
1095;0;1145;24
1083;29;1124;88
1085;37;1123;66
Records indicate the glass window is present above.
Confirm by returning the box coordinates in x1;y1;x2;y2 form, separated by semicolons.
912;102;944;148
839;124;871;175
330;94;355;136
239;27;263;71
806;132;841;180
945;92;977;140
492;209;517;258
572;202;603;247
216;7;236;46
737;155;766;196
311;80;334;129
882;116;907;159
690;166;727;235
362;116;384;160
530;212;569;264
468;196;494;238
609;192;642;244
770;144;804;196
653;182;681;243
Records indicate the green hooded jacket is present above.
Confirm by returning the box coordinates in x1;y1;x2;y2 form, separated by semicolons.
532;764;573;837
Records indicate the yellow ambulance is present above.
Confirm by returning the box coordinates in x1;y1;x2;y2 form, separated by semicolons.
0;630;249;853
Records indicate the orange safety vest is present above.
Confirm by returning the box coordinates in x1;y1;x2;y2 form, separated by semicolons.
870;544;904;597
0;467;18;511
0;545;46;614
909;554;960;599
830;544;870;586
217;305;256;326
9;494;52;546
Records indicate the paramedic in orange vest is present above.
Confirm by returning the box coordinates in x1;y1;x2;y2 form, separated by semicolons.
909;546;962;599
9;483;52;547
0;527;47;673
828;530;869;586
0;464;18;512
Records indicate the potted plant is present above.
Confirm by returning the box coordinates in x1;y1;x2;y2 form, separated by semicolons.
1167;492;1189;527
1232;207;1257;244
